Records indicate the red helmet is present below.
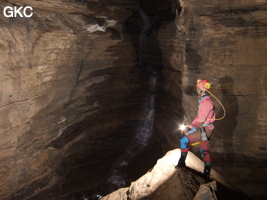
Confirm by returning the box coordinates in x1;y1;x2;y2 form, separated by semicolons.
196;79;211;90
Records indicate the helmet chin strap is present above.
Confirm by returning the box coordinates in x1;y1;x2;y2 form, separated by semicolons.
197;87;207;97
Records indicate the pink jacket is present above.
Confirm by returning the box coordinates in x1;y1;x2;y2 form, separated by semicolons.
191;95;215;129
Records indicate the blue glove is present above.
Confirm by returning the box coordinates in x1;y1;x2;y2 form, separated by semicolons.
186;126;196;135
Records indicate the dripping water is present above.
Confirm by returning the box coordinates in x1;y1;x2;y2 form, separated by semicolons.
138;8;151;67
107;8;159;193
139;8;151;45
107;76;157;191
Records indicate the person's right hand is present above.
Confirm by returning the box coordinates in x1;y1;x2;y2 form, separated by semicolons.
186;124;192;129
185;126;196;135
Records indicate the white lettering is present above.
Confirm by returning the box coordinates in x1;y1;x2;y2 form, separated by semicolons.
23;6;33;18
14;6;23;17
3;6;13;18
3;6;33;18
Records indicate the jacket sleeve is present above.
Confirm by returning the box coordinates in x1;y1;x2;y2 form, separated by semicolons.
191;100;213;129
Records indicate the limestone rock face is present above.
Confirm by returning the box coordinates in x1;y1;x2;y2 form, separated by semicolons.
0;0;143;199
0;0;181;199
176;0;267;198
0;0;266;200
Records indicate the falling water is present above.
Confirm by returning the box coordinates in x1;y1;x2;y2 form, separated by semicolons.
138;9;151;67
106;8;158;192
107;76;157;191
139;8;150;37
149;75;158;92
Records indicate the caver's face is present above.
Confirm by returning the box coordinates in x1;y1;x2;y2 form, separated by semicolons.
196;80;204;90
197;87;204;97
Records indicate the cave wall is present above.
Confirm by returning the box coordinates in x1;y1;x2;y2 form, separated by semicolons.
0;0;146;199
0;0;182;199
175;0;267;198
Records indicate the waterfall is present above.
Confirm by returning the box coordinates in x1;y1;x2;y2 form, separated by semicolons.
137;8;162;74
139;8;150;37
107;76;157;191
149;75;158;92
107;8;158;192
138;9;151;67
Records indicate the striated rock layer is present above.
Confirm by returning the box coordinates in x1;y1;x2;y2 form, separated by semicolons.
0;0;143;199
176;0;267;199
0;0;266;199
0;0;181;199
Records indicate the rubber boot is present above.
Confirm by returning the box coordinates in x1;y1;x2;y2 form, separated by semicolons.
203;161;212;179
175;152;187;168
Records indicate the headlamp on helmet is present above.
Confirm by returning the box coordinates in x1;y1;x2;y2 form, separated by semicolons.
196;79;211;90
